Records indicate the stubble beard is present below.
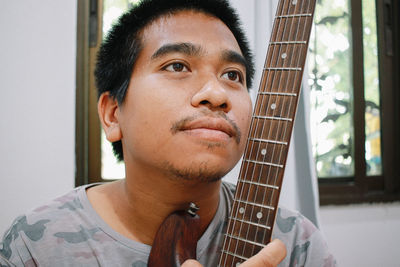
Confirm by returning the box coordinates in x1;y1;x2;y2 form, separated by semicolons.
162;160;229;183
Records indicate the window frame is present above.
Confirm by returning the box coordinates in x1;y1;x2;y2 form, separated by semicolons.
317;0;400;205
76;0;103;186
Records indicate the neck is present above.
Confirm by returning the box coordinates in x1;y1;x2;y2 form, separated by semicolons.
88;164;222;245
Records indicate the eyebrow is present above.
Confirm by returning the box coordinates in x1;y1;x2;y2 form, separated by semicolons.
221;50;247;70
151;42;203;60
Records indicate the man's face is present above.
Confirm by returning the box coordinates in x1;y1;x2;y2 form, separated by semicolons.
118;10;252;182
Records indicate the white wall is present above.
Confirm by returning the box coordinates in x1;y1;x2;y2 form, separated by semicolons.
0;1;76;231
320;203;400;267
1;1;399;267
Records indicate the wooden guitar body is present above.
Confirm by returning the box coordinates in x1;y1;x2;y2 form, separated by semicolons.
148;204;201;267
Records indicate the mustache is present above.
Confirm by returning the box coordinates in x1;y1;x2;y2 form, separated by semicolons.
170;109;241;144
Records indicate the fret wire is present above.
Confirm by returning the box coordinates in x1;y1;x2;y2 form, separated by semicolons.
233;0;291;263
235;199;275;211
258;92;297;97
275;13;312;18
264;67;302;71
222;0;311;265
270;41;306;44
248;1;308;255
220;250;248;261
224;233;266;248
220;0;316;265
254;2;304;251
228;217;272;231
223;0;286;263
252;115;292;122
249;137;288;145
237;179;280;190
244;159;284;169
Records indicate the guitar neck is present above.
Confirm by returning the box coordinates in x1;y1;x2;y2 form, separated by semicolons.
219;0;316;265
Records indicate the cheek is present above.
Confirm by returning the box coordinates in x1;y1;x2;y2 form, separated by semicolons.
236;95;253;132
122;88;181;146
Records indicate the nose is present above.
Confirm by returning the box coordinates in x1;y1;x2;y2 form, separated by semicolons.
191;78;232;112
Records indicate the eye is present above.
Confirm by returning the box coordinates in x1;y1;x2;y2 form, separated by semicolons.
222;70;243;83
164;62;189;72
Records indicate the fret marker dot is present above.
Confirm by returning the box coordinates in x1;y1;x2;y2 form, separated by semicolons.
292;0;297;5
261;149;267;155
271;103;277;110
281;53;287;59
236;262;241;267
239;207;245;214
256;212;263;219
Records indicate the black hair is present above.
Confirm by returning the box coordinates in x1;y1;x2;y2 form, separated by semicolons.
95;0;255;162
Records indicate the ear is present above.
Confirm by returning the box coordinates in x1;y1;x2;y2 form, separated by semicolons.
98;92;122;142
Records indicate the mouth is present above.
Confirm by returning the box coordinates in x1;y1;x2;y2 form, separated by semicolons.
172;115;241;144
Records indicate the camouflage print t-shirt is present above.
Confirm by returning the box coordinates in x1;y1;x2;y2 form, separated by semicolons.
0;182;335;267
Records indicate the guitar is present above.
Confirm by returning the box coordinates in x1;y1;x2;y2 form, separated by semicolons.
148;0;316;265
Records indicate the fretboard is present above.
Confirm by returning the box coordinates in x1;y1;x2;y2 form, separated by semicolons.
218;0;316;265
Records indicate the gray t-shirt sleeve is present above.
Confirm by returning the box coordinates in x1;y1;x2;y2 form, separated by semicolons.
272;207;336;267
0;186;151;266
0;215;46;266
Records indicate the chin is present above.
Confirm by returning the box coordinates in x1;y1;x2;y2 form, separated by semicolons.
161;160;233;183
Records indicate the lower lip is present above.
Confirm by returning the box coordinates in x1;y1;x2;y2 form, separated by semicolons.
183;128;231;142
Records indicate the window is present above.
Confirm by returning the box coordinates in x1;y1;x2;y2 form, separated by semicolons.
99;0;141;180
309;0;400;204
76;0;400;203
76;0;139;184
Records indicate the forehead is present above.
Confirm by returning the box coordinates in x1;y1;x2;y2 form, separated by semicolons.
139;10;242;56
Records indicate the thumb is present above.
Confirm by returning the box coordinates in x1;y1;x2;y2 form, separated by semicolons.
181;259;203;267
240;239;287;267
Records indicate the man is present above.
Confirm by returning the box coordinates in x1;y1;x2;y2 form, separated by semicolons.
0;0;334;266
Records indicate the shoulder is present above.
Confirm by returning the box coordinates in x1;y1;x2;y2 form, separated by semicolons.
20;185;86;230
0;185;93;265
1;185;85;239
273;207;336;267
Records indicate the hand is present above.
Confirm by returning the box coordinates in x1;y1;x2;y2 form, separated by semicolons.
181;239;286;267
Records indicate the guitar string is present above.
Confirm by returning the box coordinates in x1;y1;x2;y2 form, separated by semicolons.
259;0;313;248
228;2;312;262
238;0;309;263
231;1;292;265
244;0;303;258
255;0;306;238
219;0;281;262
223;0;313;262
238;0;296;259
221;0;314;264
226;1;291;265
249;0;303;256
218;1;286;266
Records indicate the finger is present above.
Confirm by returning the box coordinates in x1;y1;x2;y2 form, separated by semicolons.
181;259;203;267
240;239;287;267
